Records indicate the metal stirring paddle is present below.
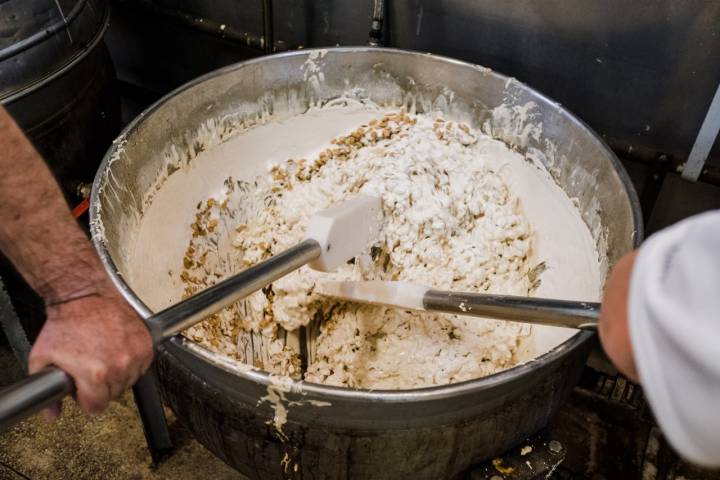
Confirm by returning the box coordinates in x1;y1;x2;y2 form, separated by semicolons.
318;280;599;330
0;195;382;431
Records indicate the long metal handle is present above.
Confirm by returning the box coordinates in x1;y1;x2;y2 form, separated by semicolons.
146;238;321;344
0;367;73;431
0;239;321;431
423;290;599;330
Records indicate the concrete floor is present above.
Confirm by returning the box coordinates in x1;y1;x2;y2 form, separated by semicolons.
0;347;246;480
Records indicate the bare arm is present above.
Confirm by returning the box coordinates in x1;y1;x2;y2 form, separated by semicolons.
0;107;152;417
600;213;720;466
0;109;103;301
598;250;638;381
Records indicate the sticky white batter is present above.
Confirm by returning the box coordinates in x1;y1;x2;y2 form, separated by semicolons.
127;102;602;389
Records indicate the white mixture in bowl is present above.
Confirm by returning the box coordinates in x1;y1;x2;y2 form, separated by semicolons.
128;101;602;389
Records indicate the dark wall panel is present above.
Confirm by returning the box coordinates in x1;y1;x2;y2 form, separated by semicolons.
108;0;720;168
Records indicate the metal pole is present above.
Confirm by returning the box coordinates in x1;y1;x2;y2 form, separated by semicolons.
682;81;720;182
0;275;31;373
132;370;174;465
262;0;274;54
0;367;73;431
145;239;320;343
423;289;599;331
0;239;321;431
368;0;385;47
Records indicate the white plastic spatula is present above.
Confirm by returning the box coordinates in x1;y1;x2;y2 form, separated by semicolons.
303;195;383;272
318;280;599;330
0;195;383;431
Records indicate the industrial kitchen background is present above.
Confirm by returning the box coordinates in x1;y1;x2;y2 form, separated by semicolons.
1;1;719;479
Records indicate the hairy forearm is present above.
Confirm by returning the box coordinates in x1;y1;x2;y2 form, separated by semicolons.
0;108;153;418
0;107;106;304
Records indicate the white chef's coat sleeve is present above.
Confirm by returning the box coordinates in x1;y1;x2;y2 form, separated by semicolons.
628;210;720;467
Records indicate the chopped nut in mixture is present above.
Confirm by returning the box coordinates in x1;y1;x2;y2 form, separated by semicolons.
179;108;536;388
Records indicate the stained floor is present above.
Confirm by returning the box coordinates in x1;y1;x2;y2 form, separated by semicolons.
0;347;245;480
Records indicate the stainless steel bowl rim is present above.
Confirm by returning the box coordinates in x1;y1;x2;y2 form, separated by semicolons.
90;47;642;403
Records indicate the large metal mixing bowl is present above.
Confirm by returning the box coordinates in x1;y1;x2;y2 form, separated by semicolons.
90;48;642;479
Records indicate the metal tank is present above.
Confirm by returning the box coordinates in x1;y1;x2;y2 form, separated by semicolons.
0;0;119;199
90;48;642;479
